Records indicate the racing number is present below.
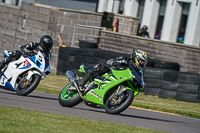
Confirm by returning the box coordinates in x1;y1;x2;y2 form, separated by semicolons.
1;77;6;85
38;55;42;62
1;77;5;84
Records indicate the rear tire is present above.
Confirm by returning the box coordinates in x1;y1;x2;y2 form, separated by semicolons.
105;89;134;114
58;83;82;107
16;74;41;96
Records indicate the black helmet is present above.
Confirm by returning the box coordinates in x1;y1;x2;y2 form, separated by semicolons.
131;49;148;68
40;35;53;51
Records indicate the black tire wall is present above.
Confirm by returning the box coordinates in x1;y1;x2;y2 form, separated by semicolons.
143;67;200;103
57;47;127;75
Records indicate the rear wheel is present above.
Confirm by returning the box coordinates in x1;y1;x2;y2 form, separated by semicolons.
58;83;82;107
16;74;41;96
105;89;134;114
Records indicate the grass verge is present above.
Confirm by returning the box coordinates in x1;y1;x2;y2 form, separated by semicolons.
36;75;200;119
0;106;164;133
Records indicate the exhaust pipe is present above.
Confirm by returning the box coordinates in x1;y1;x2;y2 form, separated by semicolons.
66;71;76;82
66;70;88;101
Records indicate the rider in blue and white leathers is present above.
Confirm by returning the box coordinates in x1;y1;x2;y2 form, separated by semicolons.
0;35;53;74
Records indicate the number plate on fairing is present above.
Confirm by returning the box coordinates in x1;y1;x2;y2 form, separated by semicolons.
0;76;7;86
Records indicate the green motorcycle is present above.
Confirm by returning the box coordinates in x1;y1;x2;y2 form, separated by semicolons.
58;63;144;114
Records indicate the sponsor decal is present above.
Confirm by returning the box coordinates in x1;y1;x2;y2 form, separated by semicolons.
23;59;31;68
88;90;102;101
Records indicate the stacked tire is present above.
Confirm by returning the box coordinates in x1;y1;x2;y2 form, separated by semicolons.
144;59;179;96
57;47;82;75
143;68;176;96
158;71;179;100
144;60;200;103
175;72;200;102
57;47;127;75
160;71;200;102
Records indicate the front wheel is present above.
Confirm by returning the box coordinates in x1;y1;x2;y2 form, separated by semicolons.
58;83;82;107
105;89;134;114
16;74;41;96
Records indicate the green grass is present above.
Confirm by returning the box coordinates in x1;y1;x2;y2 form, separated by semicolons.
36;75;200;119
133;94;200;118
0;106;164;133
36;75;68;94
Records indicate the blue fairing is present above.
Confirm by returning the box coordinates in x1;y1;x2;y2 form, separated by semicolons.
18;55;34;69
28;56;37;63
0;74;14;90
5;82;15;90
3;74;7;79
21;53;49;70
45;61;49;70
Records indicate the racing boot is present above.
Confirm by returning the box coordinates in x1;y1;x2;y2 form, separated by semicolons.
0;60;6;75
78;73;91;92
0;61;5;71
0;57;11;75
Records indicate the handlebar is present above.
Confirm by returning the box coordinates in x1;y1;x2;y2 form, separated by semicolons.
20;46;37;56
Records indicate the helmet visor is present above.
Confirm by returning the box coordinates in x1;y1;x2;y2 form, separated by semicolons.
139;59;147;68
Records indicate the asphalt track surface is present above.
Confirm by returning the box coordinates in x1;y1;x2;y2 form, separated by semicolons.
0;88;200;133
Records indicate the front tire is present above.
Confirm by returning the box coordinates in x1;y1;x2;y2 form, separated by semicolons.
16;74;41;96
58;83;82;107
105;89;134;114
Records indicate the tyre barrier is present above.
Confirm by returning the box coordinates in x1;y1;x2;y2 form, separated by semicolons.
79;40;98;49
161;80;178;91
153;60;180;71
144;78;162;88
144;67;175;79
145;59;180;71
158;89;177;99
57;47;122;75
175;92;197;102
143;67;200;103
196;95;200;103
177;72;200;84
143;87;161;96
57;47;200;103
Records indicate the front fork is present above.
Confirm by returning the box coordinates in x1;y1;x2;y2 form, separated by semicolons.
19;69;41;86
115;85;127;98
24;69;41;80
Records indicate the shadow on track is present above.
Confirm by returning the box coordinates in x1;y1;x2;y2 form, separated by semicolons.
74;106;105;113
27;94;58;101
74;105;185;124
0;86;15;92
0;88;57;101
119;113;186;123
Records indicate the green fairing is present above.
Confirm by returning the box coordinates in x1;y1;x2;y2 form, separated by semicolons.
83;68;141;106
78;64;86;76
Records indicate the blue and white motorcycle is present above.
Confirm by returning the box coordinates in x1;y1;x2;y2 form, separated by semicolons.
0;49;51;96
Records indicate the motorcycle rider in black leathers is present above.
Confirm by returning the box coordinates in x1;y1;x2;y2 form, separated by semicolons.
79;49;148;91
0;35;53;74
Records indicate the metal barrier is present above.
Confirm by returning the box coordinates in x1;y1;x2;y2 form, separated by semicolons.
71;24;106;47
